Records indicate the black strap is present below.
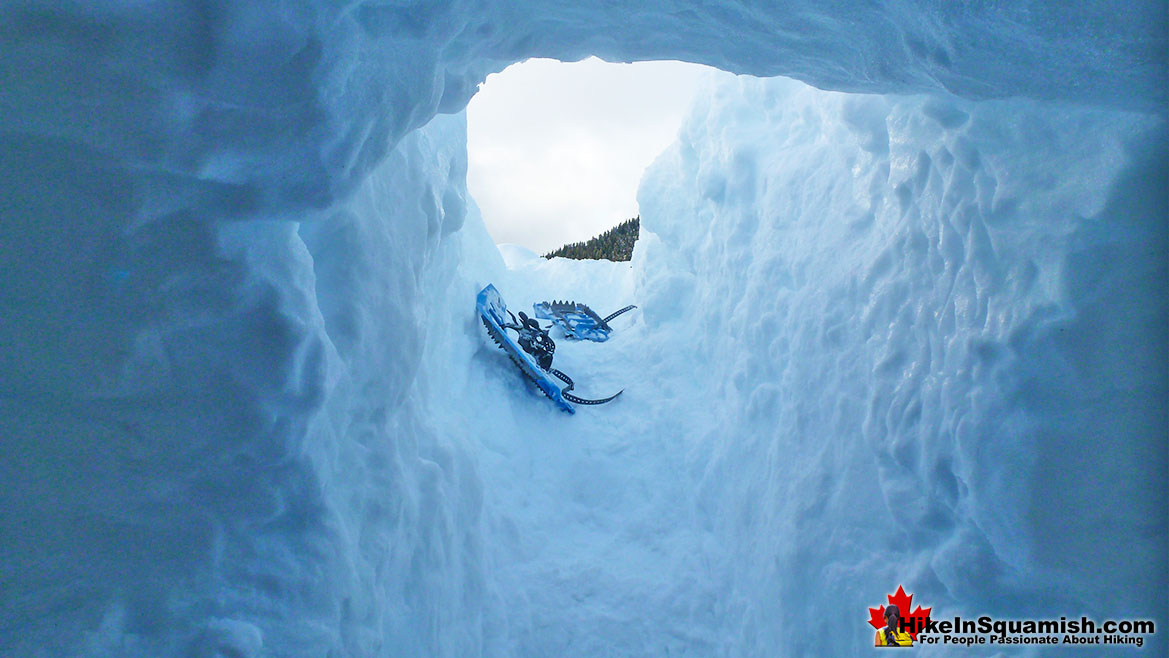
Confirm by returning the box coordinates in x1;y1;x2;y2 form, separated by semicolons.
551;368;623;406
550;368;574;389
602;305;637;324
563;389;623;406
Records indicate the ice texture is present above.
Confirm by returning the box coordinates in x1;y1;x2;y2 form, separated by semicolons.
0;1;1165;657
634;77;1167;655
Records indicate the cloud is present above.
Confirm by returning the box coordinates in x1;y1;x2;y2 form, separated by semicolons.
467;57;724;253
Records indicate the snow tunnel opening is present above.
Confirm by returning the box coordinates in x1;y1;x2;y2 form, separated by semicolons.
464;57;721;256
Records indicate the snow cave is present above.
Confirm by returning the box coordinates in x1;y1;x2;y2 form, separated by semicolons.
0;2;1165;656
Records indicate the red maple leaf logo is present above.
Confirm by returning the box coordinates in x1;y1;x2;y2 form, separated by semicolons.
867;585;932;640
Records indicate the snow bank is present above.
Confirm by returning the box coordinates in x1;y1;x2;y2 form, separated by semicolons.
495;243;542;269
1;1;1165;656
635;76;1167;654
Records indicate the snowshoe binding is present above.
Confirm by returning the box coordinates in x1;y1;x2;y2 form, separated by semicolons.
477;284;622;413
532;299;636;342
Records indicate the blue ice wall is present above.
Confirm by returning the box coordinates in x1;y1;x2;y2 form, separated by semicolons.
634;77;1167;655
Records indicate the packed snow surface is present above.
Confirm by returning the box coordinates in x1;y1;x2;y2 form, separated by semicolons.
1;1;1166;657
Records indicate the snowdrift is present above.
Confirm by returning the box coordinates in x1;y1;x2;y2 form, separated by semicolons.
0;1;1164;656
634;76;1167;655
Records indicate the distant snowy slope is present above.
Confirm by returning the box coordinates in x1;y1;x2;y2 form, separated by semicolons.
496;243;541;268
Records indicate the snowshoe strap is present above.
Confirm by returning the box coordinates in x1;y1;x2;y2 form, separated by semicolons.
602;305;637;324
563;389;623;406
550;368;574;390
550;368;623;406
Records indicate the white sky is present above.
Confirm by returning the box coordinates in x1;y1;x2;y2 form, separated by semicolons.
466;57;719;254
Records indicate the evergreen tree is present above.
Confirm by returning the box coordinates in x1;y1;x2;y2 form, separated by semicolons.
544;216;640;261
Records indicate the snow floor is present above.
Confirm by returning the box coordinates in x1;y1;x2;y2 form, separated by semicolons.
449;252;728;654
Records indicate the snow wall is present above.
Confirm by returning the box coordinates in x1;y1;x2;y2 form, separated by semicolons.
1;1;1165;656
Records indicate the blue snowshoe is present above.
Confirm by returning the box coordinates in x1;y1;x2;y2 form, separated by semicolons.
532;299;636;342
478;285;622;413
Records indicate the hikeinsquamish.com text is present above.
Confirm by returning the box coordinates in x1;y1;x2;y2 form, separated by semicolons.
908;616;1155;648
